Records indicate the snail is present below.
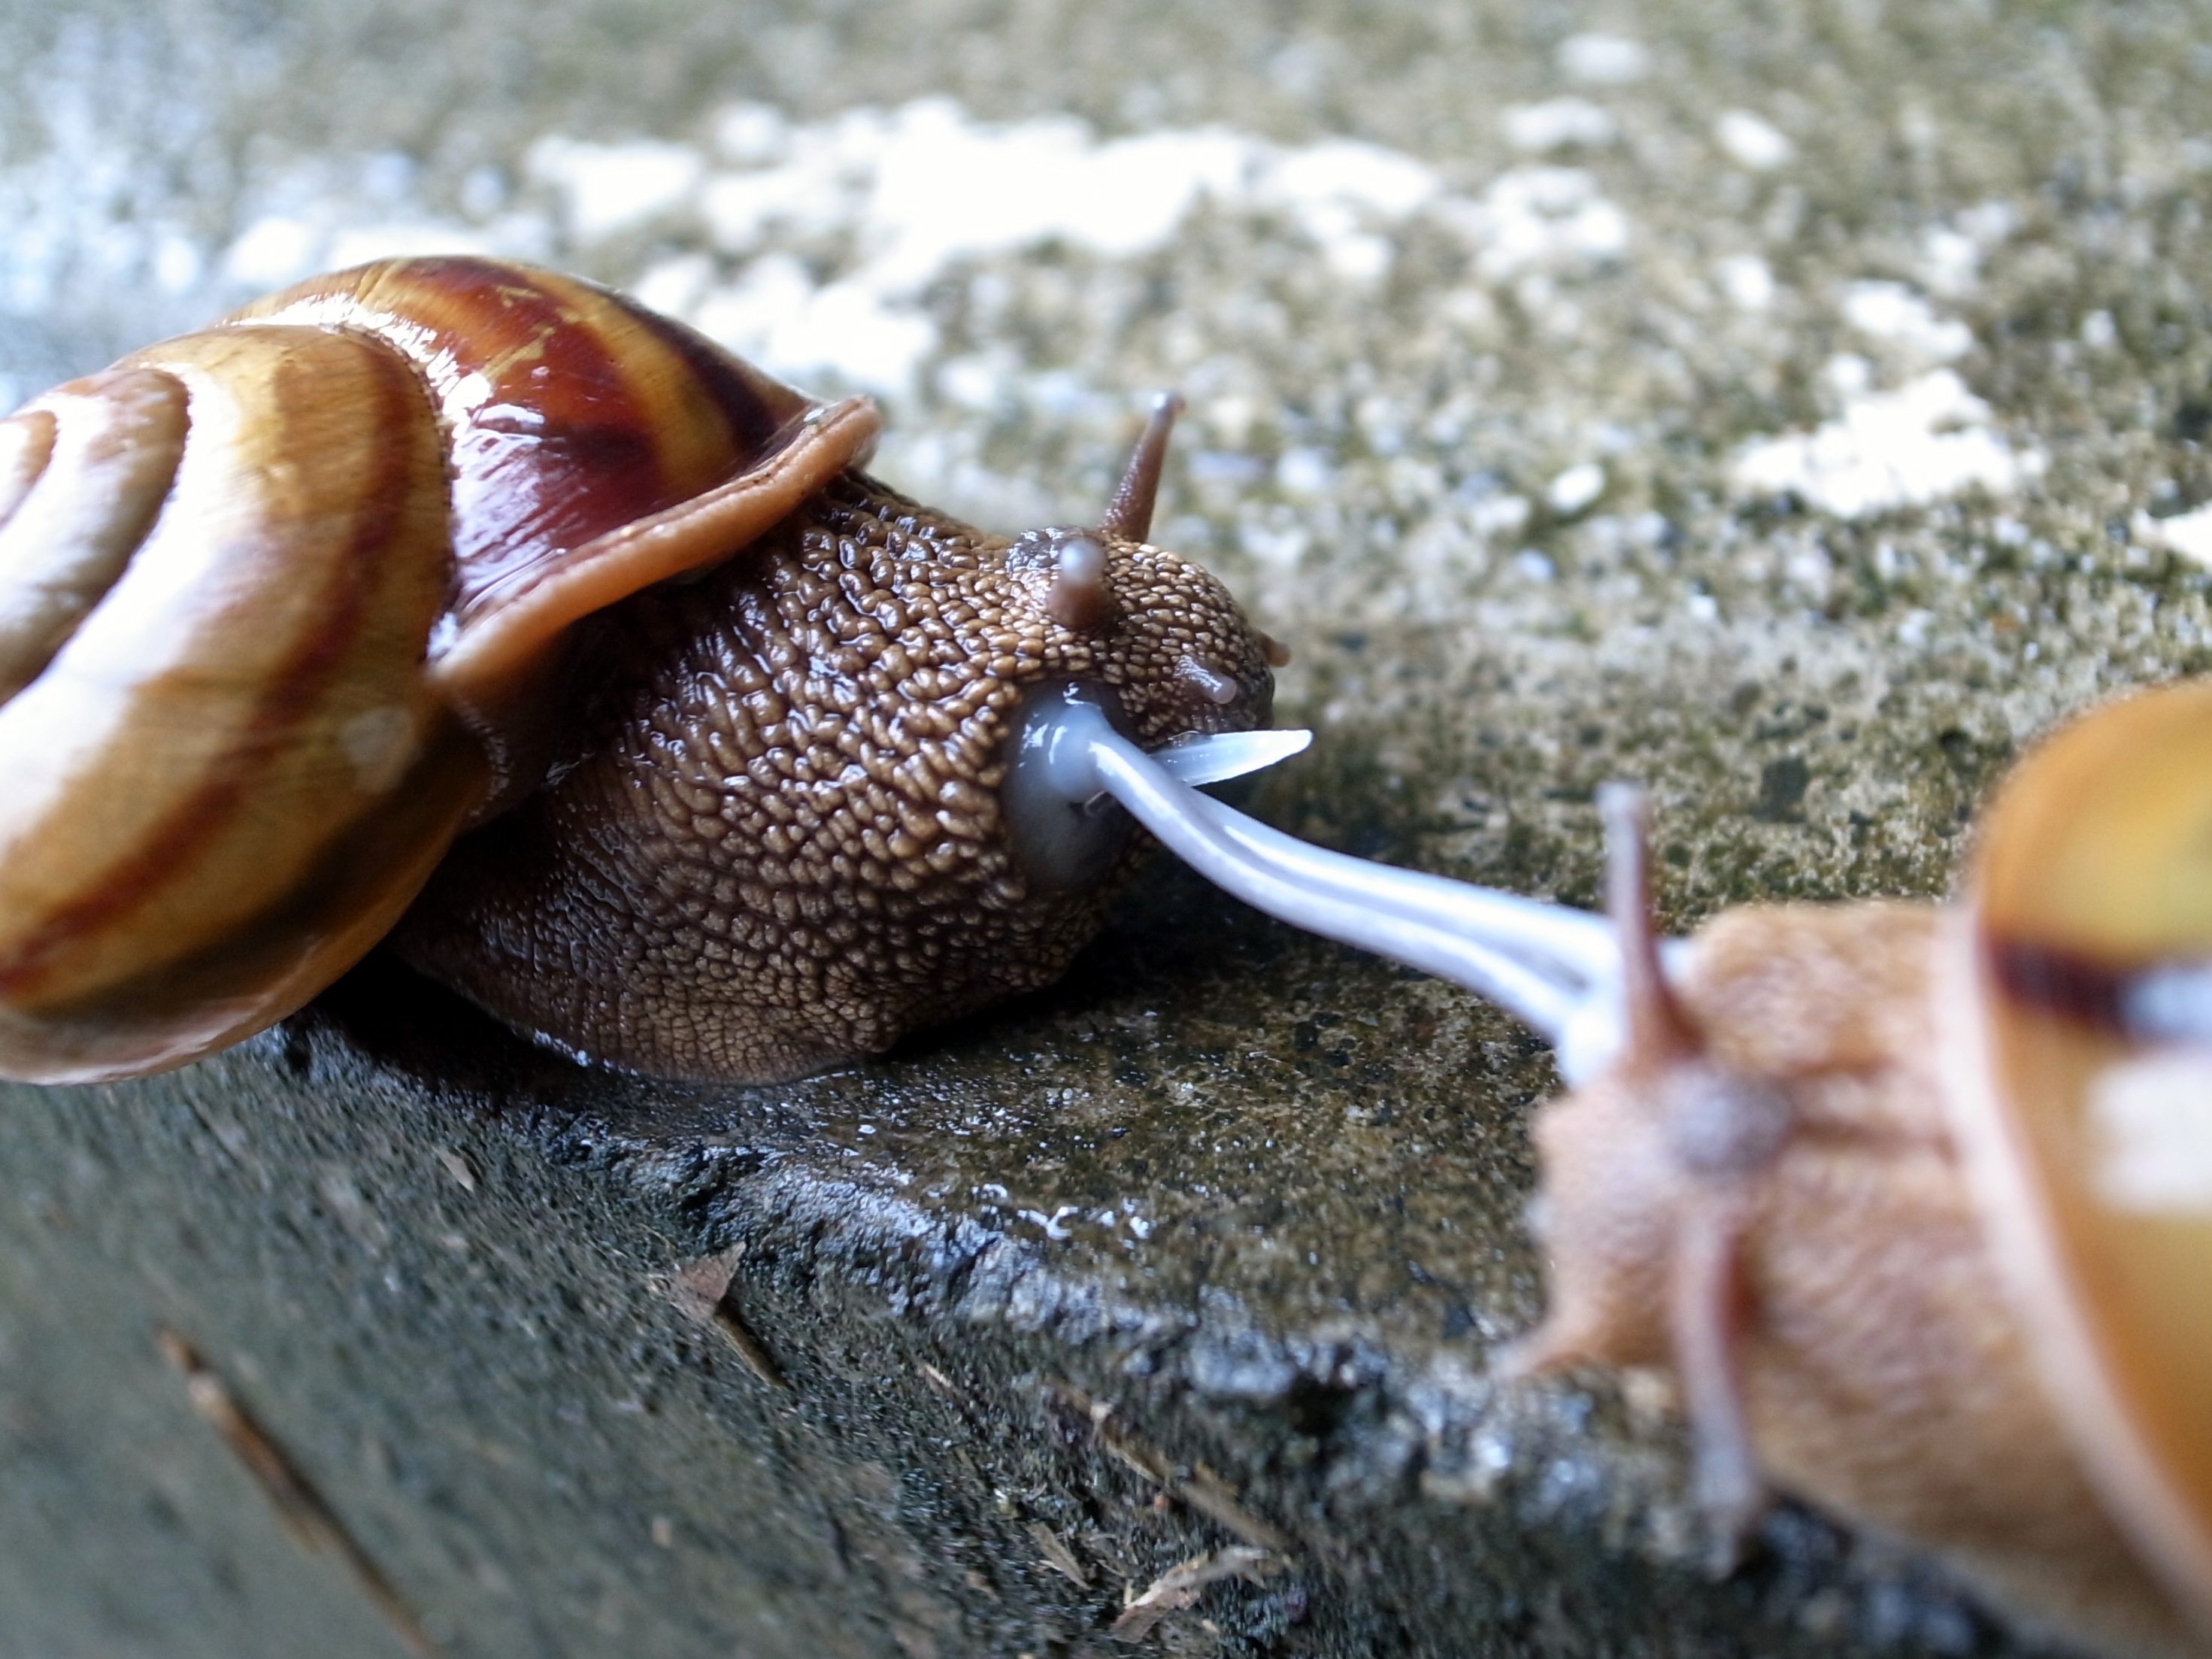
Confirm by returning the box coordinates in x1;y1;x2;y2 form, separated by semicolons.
1033;679;2212;1655
0;256;1302;1086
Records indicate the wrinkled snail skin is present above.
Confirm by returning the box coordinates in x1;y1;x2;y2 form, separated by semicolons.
395;474;1274;1083
0;258;1276;1084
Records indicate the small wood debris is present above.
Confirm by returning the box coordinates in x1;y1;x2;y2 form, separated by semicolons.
916;1362;966;1406
1026;1520;1089;1587
1108;1546;1277;1642
670;1248;787;1388
1041;1378;1289;1552
157;1330;438;1657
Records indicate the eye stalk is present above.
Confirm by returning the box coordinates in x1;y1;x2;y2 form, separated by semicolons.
1008;393;1190;637
1008;528;1114;633
1098;391;1183;543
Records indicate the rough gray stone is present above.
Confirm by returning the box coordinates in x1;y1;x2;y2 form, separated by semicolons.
5;1;2210;1654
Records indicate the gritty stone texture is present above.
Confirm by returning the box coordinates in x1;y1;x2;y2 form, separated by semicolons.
5;1;2212;1655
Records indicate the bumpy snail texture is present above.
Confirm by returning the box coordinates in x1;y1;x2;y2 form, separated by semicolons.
0;258;1276;1084
399;476;1272;1082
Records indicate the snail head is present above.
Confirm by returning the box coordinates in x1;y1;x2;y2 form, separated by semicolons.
1000;391;1290;890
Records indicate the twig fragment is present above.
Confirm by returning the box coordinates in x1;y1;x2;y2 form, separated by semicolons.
156;1330;437;1657
671;1250;788;1388
1108;1546;1277;1642
1041;1379;1289;1552
1026;1520;1090;1586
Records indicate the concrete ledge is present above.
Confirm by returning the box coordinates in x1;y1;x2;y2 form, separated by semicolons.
0;913;2043;1657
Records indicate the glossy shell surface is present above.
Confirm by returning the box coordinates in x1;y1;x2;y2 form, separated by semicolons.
0;259;877;1082
1950;676;2212;1630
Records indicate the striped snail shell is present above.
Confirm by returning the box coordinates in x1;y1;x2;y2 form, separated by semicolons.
1944;677;2212;1649
1498;681;2212;1657
0;259;1279;1084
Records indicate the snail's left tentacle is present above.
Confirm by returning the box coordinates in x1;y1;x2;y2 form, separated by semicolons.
1029;699;1586;1043
1668;1193;1768;1562
1014;697;1713;1084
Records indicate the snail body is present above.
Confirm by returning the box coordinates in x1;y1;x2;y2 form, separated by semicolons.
1503;685;2212;1656
1035;671;2212;1654
0;258;1277;1084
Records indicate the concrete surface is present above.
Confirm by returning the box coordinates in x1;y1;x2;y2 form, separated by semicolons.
5;0;2212;1654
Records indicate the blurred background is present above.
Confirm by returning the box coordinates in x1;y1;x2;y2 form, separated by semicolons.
5;2;2212;1655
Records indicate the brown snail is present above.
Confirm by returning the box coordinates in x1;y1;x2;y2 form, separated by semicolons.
0;256;1292;1085
1042;678;2212;1654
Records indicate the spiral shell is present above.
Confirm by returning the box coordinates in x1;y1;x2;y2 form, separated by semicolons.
1948;675;2212;1635
0;259;878;1082
1508;680;2212;1655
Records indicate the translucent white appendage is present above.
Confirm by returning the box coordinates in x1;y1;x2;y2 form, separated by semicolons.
1153;728;1314;788
1036;700;1659;1083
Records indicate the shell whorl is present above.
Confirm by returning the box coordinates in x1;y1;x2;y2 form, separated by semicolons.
0;258;879;1081
230;259;880;735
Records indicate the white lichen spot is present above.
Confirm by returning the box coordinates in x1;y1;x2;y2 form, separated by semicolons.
632;251;716;318
1716;253;1775;311
2132;503;2212;568
713;102;789;165
222;216;319;287
1918;226;1980;297
1731;367;2045;517
1440;167;1629;280
1466;493;1532;538
2091;1049;2212;1213
1275;447;1336;496
2080;309;2119;350
1547;461;1604;515
1841;281;1972;361
1501;99;1618;153
675;99;1474;391
152;234;204;296
1558;32;1649;85
526;137;707;241
1714;110;1795;171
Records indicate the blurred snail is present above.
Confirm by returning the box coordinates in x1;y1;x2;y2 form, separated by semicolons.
0;256;1301;1085
1032;678;2212;1655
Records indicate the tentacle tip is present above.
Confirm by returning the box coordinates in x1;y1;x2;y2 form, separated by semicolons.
1177;656;1241;707
1488;1320;1591;1383
1099;393;1186;541
1691;1464;1771;1578
1042;531;1112;632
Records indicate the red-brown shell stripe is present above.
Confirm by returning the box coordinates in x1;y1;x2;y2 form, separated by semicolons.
0;326;453;1007
232;258;826;630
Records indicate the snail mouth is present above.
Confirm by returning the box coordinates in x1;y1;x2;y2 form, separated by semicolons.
1000;678;1304;894
1001;680;1140;893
